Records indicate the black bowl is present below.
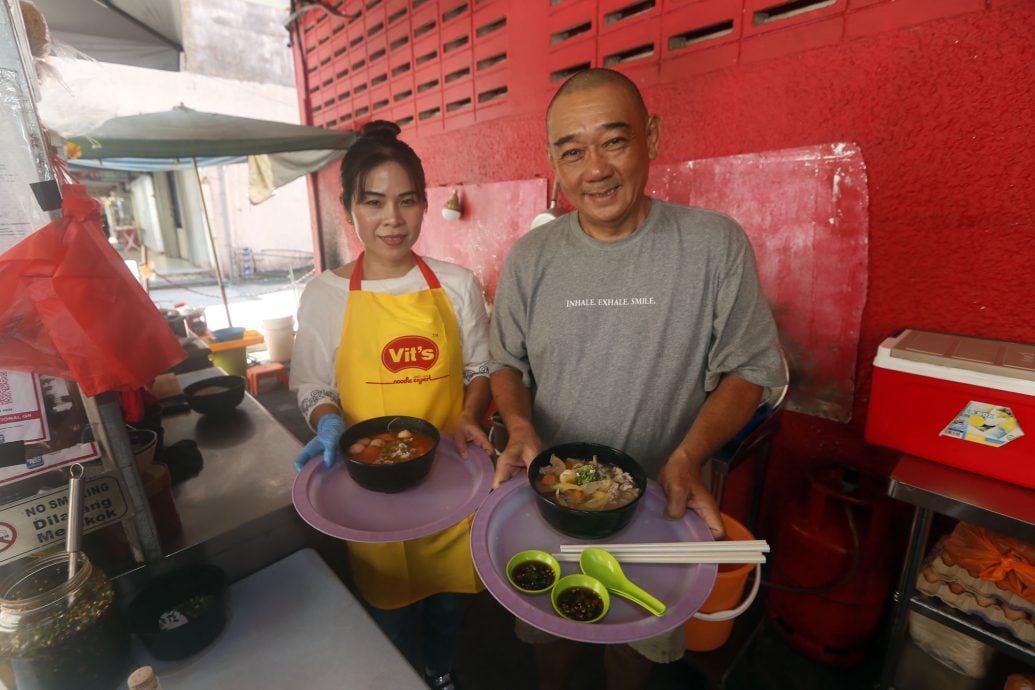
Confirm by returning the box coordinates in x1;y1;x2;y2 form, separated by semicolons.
339;416;440;493
528;442;647;539
182;375;245;415
127;564;227;661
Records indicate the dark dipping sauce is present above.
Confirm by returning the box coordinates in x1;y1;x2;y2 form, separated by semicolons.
510;561;556;591
556;586;604;622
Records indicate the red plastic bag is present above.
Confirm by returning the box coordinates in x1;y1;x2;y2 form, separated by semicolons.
0;184;186;395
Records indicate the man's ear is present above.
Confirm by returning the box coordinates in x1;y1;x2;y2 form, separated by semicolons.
646;114;661;160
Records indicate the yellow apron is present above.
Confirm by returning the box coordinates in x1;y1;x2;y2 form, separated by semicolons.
336;253;482;609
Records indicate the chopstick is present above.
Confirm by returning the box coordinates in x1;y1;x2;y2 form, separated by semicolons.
553;539;770;565
552;552;766;564
558;541;770;554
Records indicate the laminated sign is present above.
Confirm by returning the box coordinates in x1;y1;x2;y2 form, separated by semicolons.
0;474;128;564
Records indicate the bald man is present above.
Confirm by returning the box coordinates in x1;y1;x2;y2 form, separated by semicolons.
489;68;785;689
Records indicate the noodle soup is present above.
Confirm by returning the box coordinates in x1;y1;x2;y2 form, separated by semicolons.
535;455;640;511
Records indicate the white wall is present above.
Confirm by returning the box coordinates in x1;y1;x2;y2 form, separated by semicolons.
127;175;162;251
37;56;314;277
38;56;302;133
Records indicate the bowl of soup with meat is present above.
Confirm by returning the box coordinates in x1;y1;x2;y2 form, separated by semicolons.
339;416;440;493
528;442;646;539
182;375;245;415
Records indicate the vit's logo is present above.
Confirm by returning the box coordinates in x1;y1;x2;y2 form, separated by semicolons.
381;336;439;372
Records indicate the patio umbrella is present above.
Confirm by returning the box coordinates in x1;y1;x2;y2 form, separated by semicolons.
67;105;354;158
66;105;355;325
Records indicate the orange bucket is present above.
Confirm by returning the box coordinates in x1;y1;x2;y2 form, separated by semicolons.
684;513;760;652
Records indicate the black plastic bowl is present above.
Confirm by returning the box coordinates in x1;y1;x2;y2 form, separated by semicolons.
528;442;647;539
127;564;227;661
182;375;245;415
339;416;440;493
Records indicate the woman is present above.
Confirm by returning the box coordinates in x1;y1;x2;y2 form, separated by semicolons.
290;120;494;690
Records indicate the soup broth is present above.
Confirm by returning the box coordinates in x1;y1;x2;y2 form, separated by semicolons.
191;386;228;396
348;430;435;464
535;455;640;511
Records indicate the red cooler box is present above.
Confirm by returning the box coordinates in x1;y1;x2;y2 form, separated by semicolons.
866;329;1035;489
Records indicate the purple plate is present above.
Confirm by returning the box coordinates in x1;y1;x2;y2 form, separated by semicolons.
470;479;717;644
292;436;492;543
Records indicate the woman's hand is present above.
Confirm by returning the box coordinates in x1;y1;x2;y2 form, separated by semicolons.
293;413;346;471
451;412;494;459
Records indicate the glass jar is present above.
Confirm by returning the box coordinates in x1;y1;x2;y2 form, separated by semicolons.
0;552;131;690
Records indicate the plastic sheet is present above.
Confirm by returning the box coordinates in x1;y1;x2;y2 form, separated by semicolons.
0;184;186;395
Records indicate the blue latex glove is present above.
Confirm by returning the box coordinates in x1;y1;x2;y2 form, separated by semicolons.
293;414;346;471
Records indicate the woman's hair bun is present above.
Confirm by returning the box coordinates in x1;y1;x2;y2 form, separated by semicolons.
359;120;401;140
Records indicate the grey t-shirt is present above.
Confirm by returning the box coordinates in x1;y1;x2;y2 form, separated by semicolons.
490;199;785;477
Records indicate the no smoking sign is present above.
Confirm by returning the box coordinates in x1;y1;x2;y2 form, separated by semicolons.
0;474;128;564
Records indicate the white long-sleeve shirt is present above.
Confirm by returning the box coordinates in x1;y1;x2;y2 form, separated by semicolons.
289;257;493;427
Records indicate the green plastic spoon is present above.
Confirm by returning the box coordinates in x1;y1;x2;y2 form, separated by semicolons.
579;547;667;617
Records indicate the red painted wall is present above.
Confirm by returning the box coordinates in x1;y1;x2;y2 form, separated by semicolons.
302;2;1035;531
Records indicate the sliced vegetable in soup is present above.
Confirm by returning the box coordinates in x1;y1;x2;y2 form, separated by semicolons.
348;429;435;464
535;455;640;510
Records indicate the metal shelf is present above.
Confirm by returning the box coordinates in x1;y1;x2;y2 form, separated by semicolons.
888;458;1035;544
879;455;1035;689
907;593;1035;667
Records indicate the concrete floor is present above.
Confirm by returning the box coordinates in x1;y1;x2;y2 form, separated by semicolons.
132;248;306;332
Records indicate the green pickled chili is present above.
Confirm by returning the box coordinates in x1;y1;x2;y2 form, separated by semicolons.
0;553;131;690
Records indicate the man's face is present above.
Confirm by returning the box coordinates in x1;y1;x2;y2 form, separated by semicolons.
546;82;660;240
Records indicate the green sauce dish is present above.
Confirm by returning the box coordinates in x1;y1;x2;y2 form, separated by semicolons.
506;550;561;594
551;574;610;623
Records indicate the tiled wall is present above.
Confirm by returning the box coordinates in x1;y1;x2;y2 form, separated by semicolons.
296;0;987;135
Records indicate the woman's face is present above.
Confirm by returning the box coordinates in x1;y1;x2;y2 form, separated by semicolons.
347;161;426;266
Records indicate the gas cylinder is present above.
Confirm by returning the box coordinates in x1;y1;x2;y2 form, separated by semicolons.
767;464;896;665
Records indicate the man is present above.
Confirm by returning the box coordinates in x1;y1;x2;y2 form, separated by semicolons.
489;68;786;689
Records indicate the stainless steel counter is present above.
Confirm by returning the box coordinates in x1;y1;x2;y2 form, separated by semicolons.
888;455;1035;543
163;367;302;551
118;368;308;590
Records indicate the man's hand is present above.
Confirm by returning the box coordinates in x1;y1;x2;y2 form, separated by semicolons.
657;456;726;540
451;412;494;459
654;375;764;539
492;430;542;489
